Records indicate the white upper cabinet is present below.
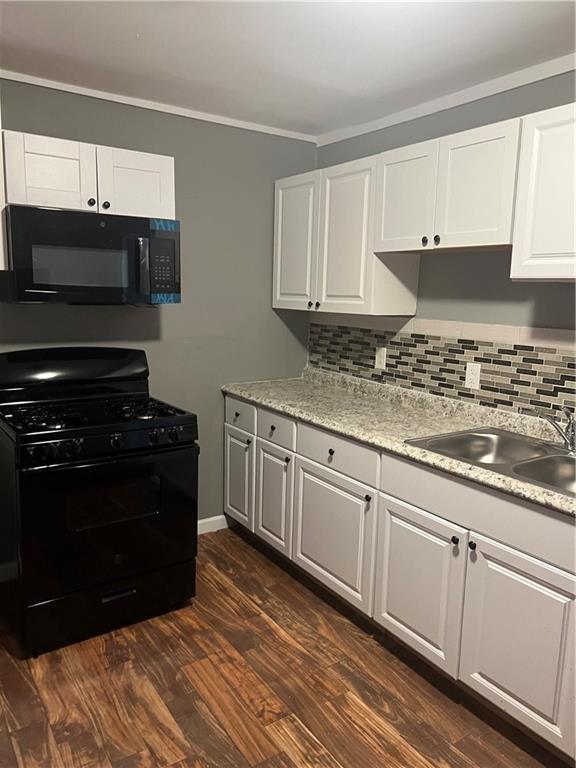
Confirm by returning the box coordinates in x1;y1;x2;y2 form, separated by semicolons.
459;533;575;755
273;171;319;310
373;119;520;252
2;130;175;219
316;157;376;314
96;146;175;219
510;103;576;280
374;140;439;252
3;131;98;211
434;119;520;248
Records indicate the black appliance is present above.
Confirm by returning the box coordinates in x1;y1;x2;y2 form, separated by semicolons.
0;346;198;656
0;205;181;305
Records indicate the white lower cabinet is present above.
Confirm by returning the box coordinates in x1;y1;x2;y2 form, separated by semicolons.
223;424;254;531
293;457;376;614
255;438;293;556
373;494;468;677
459;533;575;755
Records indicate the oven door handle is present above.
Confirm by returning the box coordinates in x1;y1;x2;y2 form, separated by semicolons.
137;236;151;295
70;508;160;533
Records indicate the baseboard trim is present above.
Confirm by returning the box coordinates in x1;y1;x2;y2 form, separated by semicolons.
198;515;229;535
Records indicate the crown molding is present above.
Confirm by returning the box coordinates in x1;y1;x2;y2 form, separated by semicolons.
0;68;318;144
316;53;576;146
1;52;574;150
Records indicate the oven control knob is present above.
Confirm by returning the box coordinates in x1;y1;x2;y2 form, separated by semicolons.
25;445;39;463
44;443;59;462
168;427;179;443
110;434;123;449
149;429;160;445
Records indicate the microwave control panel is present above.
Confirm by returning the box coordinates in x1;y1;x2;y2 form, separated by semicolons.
150;239;178;293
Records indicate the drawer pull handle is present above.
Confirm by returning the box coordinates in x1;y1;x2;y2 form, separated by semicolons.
100;587;137;605
285;456;291;464
270;425;276;432
468;541;477;551
364;494;371;503
451;535;459;546
328;448;335;456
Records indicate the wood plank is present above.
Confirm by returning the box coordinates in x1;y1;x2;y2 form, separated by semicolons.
266;714;345;768
0;649;45;731
184;655;279;766
166;690;251;768
0;713;17;767
107;660;190;767
28;648;116;767
60;641;148;763
325;691;437;768
330;657;478;768
10;722;65;768
200;639;289;726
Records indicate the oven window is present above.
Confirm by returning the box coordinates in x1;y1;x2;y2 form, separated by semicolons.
65;475;161;532
32;245;129;288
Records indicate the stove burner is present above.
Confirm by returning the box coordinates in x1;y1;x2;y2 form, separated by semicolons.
0;397;184;434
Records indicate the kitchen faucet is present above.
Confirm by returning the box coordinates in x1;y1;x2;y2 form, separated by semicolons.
538;406;576;454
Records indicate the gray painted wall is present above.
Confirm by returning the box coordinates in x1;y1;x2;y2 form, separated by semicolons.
319;71;576;329
0;78;316;520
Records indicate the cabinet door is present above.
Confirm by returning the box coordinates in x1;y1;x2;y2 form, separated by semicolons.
223;425;254;531
374;140;439;253
373;494;468;677
3;131;97;211
97;146;175;219
293;457;376;614
511;104;576;280
316;157;376;314
434;119;520;248
273;171;319;310
460;533;575;755
255;439;293;556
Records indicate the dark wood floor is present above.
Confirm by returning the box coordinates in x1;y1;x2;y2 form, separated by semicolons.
0;528;566;768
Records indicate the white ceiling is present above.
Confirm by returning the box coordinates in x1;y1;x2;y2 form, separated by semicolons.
0;1;574;143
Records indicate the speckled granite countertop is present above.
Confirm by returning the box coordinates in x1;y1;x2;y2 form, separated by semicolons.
223;369;575;519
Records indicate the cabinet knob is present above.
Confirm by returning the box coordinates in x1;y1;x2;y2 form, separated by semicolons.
364;494;372;503
270;425;276;432
87;198;96;207
307;300;313;308
421;236;428;246
434;234;440;245
315;301;320;309
246;438;252;445
102;201;111;210
328;448;335;456
451;535;459;546
234;411;240;418
285;456;291;464
468;541;477;551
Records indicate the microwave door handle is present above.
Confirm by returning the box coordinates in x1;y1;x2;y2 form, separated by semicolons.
137;237;150;295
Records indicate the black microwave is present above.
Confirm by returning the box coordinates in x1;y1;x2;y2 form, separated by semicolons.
0;205;181;305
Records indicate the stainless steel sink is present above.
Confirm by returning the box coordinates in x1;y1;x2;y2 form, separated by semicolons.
407;427;575;497
422;431;548;465
512;455;576;495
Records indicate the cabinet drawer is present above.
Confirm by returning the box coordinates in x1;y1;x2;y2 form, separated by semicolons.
257;409;296;450
297;423;379;487
225;397;257;434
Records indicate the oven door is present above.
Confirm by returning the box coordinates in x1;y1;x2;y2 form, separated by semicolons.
19;445;198;604
4;205;152;304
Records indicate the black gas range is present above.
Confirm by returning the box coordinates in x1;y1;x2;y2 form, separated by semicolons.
0;347;199;656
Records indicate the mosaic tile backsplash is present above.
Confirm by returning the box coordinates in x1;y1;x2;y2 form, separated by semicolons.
308;323;576;418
